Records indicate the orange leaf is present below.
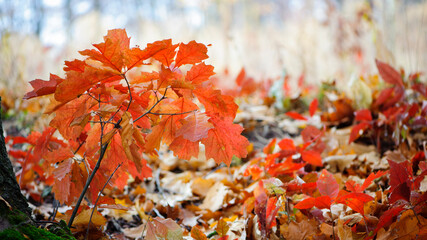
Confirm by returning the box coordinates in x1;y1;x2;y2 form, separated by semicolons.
194;88;238;119
202;116;249;166
335;192;374;215
169;136;199;160
149;39;178;67
263;138;277;154
314;195;332;209
294;197;315;209
73;208;106;226
278;138;296;151
244;165;263;180
301;150;323;166
80;29;131;72
175;41;208;68
55;64;122;103
191;226;208;240
186;63;215;84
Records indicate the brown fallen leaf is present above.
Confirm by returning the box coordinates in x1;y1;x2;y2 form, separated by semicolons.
280;219;318;240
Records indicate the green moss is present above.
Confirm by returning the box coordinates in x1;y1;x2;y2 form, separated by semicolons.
0;224;76;240
0;204;75;240
0;228;27;240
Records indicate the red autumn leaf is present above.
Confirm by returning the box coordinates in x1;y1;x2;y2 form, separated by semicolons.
301;126;322;145
294;197;316;209
278;138;296;151
175;40;208;68
202;115;249;166
348;122;371;143
354;109;372;122
359;170;387;192
24;74;64;99
314;195;333;209
317;169;339;199
373;206;405;235
301;150;323;166
254;181;268;236
389;182;411;204
186;63;215;84
309;98;318;117
374;87;394;107
286;182;317;195
345;180;359;192
335;192;374;215
285;111;307;121
267;156;306;177
375;59;404;87
388;159;410;191
266;197;280;229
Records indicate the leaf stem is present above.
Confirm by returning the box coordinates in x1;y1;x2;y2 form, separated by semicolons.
122;74;132;112
67;141;109;228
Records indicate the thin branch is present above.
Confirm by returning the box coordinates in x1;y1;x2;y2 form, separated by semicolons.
147;110;196;116
68;95;109;228
107;105;122;123
67;142;109;228
85;92;107;103
86;162;123;239
134;88;169;123
73;141;85;155
122;74;133;112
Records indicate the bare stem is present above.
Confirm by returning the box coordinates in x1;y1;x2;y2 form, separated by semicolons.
85;162;122;239
122;74;132;112
147;110;196;116
67;142;109;228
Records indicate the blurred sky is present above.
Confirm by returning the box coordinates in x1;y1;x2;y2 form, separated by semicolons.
1;0;426;93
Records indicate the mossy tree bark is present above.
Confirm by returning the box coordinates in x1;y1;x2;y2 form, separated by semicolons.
0;97;31;216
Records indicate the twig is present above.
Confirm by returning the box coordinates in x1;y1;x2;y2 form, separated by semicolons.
134;88;168;123
122;74;133;112
85;162;123;239
147;110;196;116
67;142;109;228
49;199;59;221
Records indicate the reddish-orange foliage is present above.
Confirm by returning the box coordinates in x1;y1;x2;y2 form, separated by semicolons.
19;29;249;206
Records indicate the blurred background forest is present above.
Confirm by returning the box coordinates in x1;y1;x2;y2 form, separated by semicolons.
1;0;426;114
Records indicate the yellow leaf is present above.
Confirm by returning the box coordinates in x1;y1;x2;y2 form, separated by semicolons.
73;209;106;226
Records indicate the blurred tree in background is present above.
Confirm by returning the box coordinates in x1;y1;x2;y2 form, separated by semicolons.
0;0;426;105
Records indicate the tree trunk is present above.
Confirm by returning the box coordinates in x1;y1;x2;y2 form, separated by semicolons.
0;97;31;216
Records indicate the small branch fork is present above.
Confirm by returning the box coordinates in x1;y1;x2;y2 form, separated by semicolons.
67;85;190;228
